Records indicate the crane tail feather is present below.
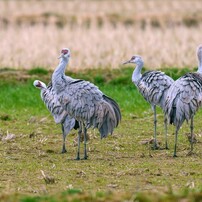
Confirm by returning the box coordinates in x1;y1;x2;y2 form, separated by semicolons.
97;95;121;139
102;95;121;126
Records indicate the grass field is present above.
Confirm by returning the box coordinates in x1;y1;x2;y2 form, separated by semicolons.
0;67;202;201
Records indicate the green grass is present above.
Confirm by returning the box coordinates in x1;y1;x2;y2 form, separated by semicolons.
28;67;49;76
0;67;202;201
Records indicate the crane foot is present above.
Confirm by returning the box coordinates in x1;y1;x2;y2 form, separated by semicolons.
151;145;160;150
159;146;169;150
74;157;80;160
186;151;194;156
61;149;67;154
173;154;178;158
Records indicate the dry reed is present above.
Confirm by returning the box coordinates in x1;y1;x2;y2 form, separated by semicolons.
0;0;202;70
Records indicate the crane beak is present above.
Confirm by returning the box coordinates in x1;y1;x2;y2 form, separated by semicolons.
122;60;131;65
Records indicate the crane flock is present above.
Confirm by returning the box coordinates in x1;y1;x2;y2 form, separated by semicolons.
33;45;202;159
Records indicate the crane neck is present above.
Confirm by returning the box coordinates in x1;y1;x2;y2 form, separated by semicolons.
132;60;143;85
197;49;202;74
53;57;69;77
40;87;47;92
197;59;202;74
52;57;69;91
40;87;47;99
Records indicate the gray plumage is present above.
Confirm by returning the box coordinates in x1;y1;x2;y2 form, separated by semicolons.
52;48;121;160
164;45;202;157
123;55;174;149
33;80;79;153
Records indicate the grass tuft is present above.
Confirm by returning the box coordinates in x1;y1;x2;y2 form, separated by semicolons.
28;67;49;75
62;189;82;195
0;114;11;121
93;75;105;85
21;197;41;202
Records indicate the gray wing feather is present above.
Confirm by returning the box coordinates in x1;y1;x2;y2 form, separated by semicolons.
41;82;73;125
57;79;121;138
59;80;102;123
63;117;76;135
41;82;66;123
165;73;202;128
137;71;174;108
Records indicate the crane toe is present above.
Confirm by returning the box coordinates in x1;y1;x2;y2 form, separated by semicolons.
186;150;194;156
151;144;160;150
61;149;67;154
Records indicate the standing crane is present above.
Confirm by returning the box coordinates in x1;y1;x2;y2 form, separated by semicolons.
51;48;121;160
33;80;79;153
123;55;174;150
165;45;202;157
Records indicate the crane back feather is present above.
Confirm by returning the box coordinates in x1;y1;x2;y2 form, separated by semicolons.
55;79;121;139
165;72;202;128
136;70;174;109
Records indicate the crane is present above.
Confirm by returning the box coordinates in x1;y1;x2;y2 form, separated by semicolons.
51;48;121;160
123;55;174;150
33;80;79;153
165;45;202;157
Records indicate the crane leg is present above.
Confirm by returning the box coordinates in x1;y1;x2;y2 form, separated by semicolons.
164;116;169;150
173;126;180;157
75;122;82;160
152;105;159;150
190;116;194;153
83;125;88;160
61;124;67;153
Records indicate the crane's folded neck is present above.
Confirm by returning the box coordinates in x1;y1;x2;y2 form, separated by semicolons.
132;61;143;85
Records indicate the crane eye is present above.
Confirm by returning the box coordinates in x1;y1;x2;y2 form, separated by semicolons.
37;81;41;87
131;56;136;60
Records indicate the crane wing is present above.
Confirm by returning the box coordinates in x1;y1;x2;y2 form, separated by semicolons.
41;81;68;124
63;115;76;135
58;79;103;126
165;72;202;127
137;71;174;108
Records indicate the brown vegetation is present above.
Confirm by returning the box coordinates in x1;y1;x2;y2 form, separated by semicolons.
0;0;202;69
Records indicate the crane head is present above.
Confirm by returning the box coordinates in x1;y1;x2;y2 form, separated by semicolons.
58;48;71;59
122;55;142;65
33;80;47;89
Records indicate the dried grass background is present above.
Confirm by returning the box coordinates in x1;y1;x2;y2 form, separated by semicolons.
0;0;202;70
